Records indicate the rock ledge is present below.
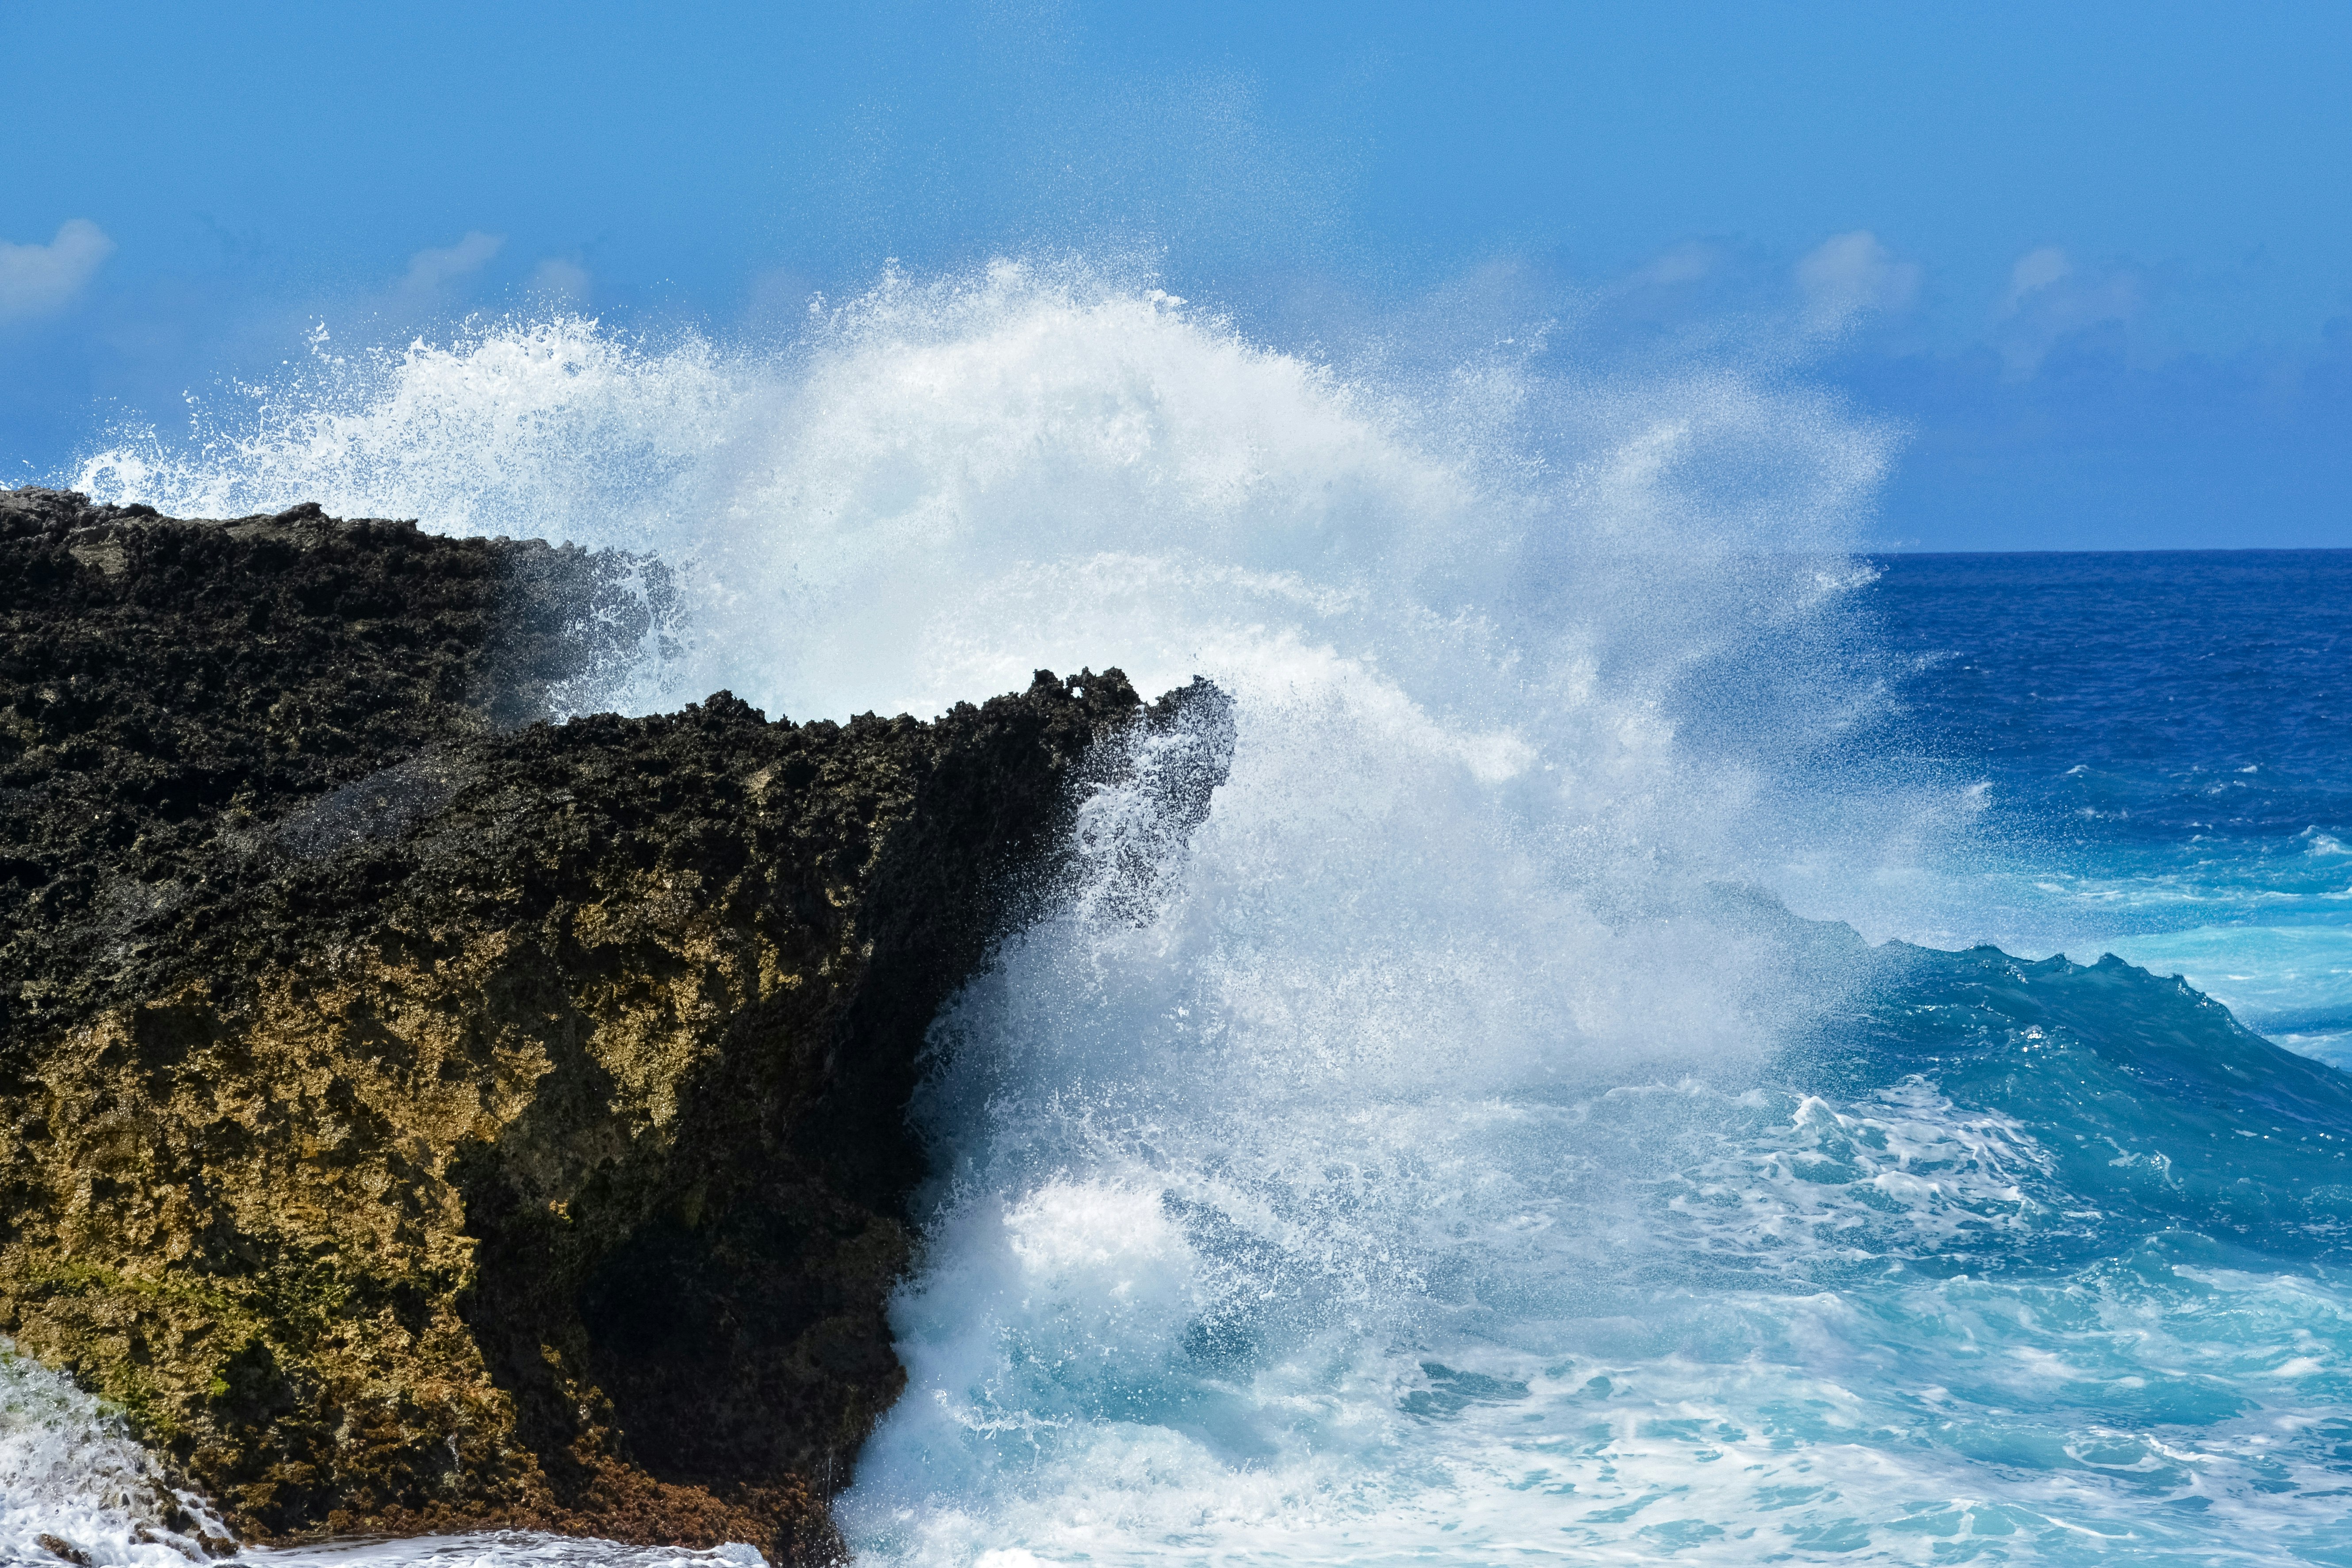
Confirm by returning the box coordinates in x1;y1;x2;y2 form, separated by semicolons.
0;489;1214;1560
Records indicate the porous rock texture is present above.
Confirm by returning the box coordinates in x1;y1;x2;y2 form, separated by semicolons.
0;489;1212;1561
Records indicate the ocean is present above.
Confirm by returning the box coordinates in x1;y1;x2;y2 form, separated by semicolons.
1874;550;2352;1072
6;267;2349;1565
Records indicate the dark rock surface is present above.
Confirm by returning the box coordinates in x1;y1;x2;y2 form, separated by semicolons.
0;489;1223;1560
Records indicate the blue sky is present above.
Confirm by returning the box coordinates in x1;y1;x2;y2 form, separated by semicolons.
3;0;2347;549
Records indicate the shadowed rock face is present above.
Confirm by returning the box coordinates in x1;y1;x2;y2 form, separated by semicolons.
0;490;1223;1561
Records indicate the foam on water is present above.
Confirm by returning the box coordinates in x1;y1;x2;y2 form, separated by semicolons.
45;262;2352;1564
2;1344;233;1565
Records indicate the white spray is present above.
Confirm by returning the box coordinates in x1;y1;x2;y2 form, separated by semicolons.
61;260;2015;1564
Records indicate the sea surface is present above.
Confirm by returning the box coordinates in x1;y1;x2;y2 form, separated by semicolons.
6;271;2351;1565
1874;550;2352;1071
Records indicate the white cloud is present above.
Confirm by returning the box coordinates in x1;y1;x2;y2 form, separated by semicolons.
0;219;115;322
1991;246;2142;378
529;257;592;302
1795;230;1921;333
2001;245;2072;312
1634;241;1719;288
399;231;504;295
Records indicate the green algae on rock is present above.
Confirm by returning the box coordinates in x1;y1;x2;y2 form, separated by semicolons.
0;489;1222;1562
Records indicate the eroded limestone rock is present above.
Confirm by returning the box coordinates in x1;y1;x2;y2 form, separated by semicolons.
0;490;1216;1560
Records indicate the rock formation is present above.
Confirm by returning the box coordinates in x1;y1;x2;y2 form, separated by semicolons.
0;489;1221;1561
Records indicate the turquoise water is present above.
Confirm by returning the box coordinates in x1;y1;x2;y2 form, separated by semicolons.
1871;551;2352;1071
841;918;2352;1567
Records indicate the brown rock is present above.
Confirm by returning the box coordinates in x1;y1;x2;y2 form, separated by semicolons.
0;489;1225;1561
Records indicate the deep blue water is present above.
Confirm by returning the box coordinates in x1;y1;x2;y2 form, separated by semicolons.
1875;551;2352;1066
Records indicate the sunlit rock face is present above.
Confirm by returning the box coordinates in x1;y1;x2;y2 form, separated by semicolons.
0;490;1213;1562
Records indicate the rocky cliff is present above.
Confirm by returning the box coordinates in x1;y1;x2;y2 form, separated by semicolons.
0;489;1216;1561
